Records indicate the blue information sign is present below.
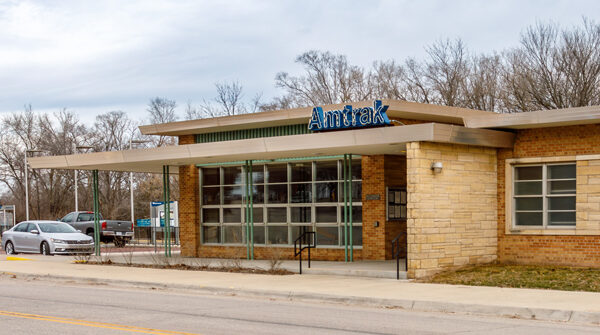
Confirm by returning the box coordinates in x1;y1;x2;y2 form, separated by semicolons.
308;100;391;131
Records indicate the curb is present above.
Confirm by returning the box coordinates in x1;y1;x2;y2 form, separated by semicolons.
4;271;599;326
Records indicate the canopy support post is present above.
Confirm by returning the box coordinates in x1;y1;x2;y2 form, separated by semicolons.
163;165;171;257
92;169;101;257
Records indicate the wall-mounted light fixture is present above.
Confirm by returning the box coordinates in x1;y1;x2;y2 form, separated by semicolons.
431;161;443;174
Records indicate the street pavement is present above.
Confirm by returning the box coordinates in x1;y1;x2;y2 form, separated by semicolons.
1;253;600;327
1;278;600;335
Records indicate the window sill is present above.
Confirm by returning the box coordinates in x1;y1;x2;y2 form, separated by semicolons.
506;228;577;235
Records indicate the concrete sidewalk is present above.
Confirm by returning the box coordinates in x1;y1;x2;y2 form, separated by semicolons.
1;254;599;326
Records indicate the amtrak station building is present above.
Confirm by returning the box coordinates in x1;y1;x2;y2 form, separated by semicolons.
30;99;600;278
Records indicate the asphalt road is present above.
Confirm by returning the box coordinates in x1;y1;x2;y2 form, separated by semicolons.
0;278;598;335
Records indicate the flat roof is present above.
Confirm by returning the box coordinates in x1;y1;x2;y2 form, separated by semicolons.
139;99;495;136
463;105;600;129
29;123;514;174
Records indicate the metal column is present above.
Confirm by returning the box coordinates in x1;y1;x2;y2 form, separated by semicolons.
244;160;254;260
343;154;348;262
342;154;354;263
163;165;171;257
92;170;101;256
348;154;353;262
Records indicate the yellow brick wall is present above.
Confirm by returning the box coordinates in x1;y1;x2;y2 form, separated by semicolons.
406;141;498;278
576;159;600;234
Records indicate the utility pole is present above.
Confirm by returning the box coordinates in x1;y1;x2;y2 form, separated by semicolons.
129;139;150;225
24;149;44;221
74;145;93;212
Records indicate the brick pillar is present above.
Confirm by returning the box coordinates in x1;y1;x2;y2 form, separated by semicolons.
361;155;386;260
178;135;199;257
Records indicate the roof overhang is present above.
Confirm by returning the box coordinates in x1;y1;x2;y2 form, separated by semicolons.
29;123;514;174
464;105;600;129
139;99;496;136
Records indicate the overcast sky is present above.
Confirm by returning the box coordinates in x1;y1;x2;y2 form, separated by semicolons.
0;0;598;125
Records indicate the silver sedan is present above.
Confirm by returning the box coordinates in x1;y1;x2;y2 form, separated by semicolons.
1;221;94;255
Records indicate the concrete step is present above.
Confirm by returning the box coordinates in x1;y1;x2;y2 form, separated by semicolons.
301;267;407;279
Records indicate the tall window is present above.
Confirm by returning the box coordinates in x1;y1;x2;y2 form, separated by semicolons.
200;159;362;247
513;163;576;227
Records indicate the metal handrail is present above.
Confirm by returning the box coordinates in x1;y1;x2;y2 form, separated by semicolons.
391;233;406;280
294;231;316;274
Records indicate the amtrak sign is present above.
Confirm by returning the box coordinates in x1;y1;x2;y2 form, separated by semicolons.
308;100;391;131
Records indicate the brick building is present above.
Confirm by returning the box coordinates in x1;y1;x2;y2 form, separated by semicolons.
30;100;600;278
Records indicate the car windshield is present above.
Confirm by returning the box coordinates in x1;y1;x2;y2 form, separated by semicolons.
37;222;77;233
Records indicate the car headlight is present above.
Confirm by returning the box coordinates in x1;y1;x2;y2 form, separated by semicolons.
51;238;67;244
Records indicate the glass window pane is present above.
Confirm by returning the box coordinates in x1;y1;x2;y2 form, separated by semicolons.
267;207;287;223
515;181;542;195
291;183;312;203
267;184;288;203
515;212;543;226
352;206;362;223
549;196;576;211
352;182;361;202
291;163;311;182
251;165;264;184
253;226;265;244
316;182;337;202
352;226;362;246
291;207;311;223
548;164;576;180
251;185;264;204
549;212;576;226
252;207;263;223
351;159;361;180
267;164;287;183
515;166;542;180
202;208;219;223
223;208;241;223
267;226;288;244
223;186;242;204
337;182;362;202
549;180;576;194
202;168;220;186
515;197;543;211
202;187;220;205
316;227;339;245
316;161;338;181
223;226;243;244
223;166;243;185
291;226;313;243
316;206;337;223
202;226;220;243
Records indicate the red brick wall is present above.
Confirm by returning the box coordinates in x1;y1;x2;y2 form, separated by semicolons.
178;135;200;257
361;155;386;259
198;245;362;261
498;124;600;266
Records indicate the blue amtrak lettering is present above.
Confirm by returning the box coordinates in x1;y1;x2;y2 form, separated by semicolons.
308;100;391;131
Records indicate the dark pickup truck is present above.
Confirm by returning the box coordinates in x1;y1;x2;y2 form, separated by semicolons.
59;211;133;247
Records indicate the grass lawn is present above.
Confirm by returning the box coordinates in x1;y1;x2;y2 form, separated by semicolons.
424;263;600;292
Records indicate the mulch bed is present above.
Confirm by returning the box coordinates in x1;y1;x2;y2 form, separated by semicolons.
77;260;293;275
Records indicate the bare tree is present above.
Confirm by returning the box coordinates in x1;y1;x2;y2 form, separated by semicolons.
146;97;178;146
274;51;372;108
186;81;263;119
502;19;600;112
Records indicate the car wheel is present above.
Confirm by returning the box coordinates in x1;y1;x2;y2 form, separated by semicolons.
5;241;16;255
87;231;95;242
40;241;53;256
